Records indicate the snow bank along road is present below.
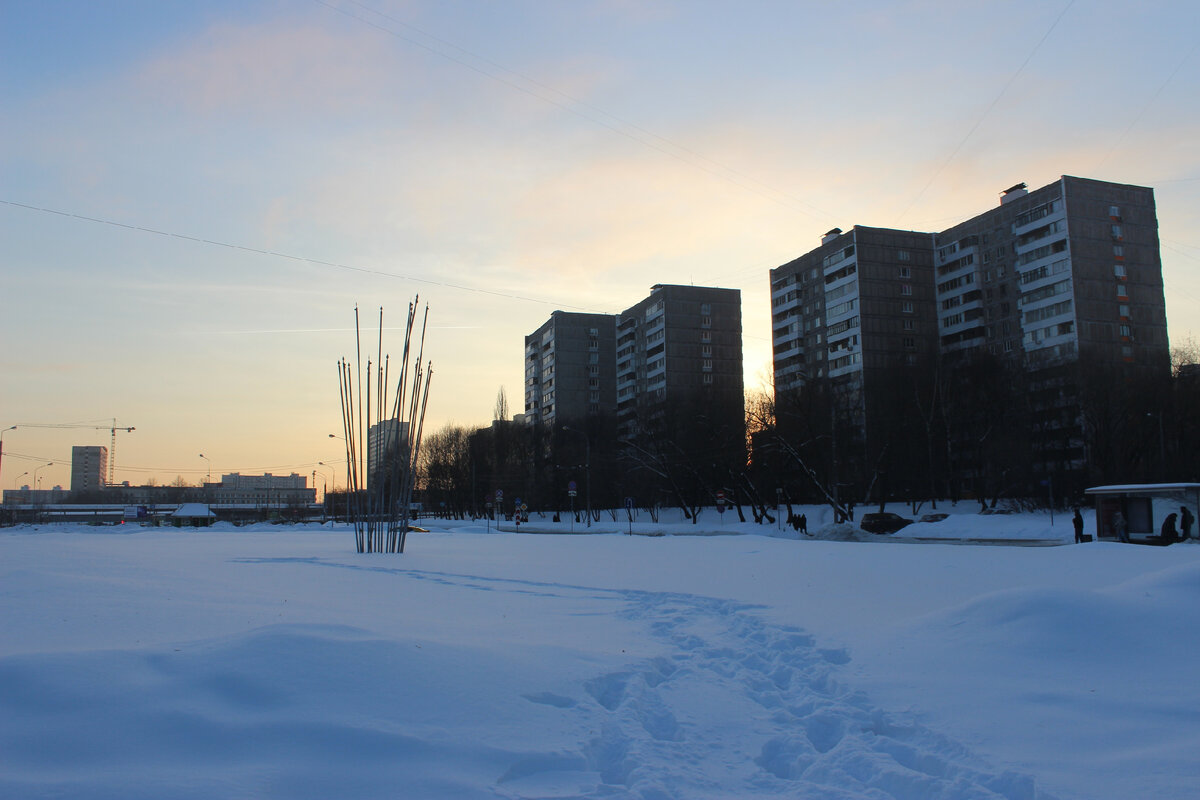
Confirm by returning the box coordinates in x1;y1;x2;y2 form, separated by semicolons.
1;523;1196;799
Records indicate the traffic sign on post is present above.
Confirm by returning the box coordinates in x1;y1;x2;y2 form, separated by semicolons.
716;490;726;515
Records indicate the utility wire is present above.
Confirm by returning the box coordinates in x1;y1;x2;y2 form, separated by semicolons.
1094;43;1196;174
0;199;602;312
897;0;1076;223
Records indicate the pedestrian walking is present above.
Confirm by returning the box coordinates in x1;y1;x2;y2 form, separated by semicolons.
1072;507;1085;544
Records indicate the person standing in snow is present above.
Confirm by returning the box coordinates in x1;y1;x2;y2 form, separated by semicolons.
1160;512;1178;544
1180;506;1194;540
1113;510;1129;543
799;513;808;535
1072;508;1085;544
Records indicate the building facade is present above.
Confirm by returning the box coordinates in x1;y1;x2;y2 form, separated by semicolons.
70;446;108;493
769;175;1171;495
524;311;618;427
616;284;744;443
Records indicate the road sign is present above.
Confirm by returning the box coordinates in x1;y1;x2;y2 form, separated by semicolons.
716;490;726;514
568;480;577;491
625;497;633;510
495;489;503;501
520;503;528;512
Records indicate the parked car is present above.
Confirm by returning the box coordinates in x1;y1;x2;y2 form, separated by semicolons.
860;512;913;534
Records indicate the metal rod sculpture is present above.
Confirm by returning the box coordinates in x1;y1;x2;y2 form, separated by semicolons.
336;300;432;553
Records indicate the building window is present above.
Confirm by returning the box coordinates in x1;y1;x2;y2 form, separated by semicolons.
900;284;912;296
701;316;712;328
1119;304;1130;318
897;250;911;262
1109;205;1121;220
1117;284;1129;300
700;303;712;315
702;359;713;371
1119;324;1132;338
702;345;712;357
903;319;915;331
1113;245;1124;258
702;374;714;385
700;330;711;343
1114;264;1127;278
902;301;914;314
1111;224;1123;240
902;337;915;350
898;266;912;278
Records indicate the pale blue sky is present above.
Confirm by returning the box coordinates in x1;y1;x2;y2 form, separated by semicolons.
3;0;1198;489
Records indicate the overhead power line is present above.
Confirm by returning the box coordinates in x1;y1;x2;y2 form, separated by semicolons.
0;199;600;312
897;0;1076;223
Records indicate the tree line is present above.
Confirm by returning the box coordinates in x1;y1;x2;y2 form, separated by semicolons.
417;345;1200;522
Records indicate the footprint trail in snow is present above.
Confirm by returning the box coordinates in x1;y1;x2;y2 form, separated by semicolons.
501;588;1051;800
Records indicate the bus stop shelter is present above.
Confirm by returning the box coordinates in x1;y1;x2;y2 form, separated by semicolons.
1084;483;1200;544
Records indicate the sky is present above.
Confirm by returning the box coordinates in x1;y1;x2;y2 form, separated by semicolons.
3;0;1199;490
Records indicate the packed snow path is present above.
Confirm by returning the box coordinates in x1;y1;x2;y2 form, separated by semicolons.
489;579;1047;799
3;553;1048;799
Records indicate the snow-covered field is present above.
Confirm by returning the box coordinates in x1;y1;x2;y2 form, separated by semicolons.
2;508;1198;799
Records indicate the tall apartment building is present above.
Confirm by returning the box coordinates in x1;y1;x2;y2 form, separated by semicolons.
932;176;1169;472
933;177;1167;368
71;445;108;493
771;226;938;417
616;284;744;442
524;311;618;427
367;419;409;488
770;175;1170;489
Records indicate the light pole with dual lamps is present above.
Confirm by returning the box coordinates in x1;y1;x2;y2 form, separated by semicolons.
318;461;338;523
33;461;53;492
198;454;212;504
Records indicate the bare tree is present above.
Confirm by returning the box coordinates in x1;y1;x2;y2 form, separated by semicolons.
494;387;510;422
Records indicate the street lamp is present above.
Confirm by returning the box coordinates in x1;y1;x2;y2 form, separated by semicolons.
0;425;15;490
317;461;336;492
198;454;211;484
561;426;591;528
33;461;53;491
13;471;29;489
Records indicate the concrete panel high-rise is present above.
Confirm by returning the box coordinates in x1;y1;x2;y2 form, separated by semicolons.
71;445;108;493
769;175;1171;492
524;311;618;427
616;284;744;444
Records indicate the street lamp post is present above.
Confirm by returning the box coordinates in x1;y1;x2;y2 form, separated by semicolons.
33;461;53;492
318;462;337;523
0;425;15;490
562;426;591;528
198;454;212;504
13;471;29;489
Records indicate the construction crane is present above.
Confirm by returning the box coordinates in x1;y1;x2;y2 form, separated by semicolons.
15;419;136;485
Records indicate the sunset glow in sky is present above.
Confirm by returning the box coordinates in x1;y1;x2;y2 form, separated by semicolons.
3;0;1199;489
